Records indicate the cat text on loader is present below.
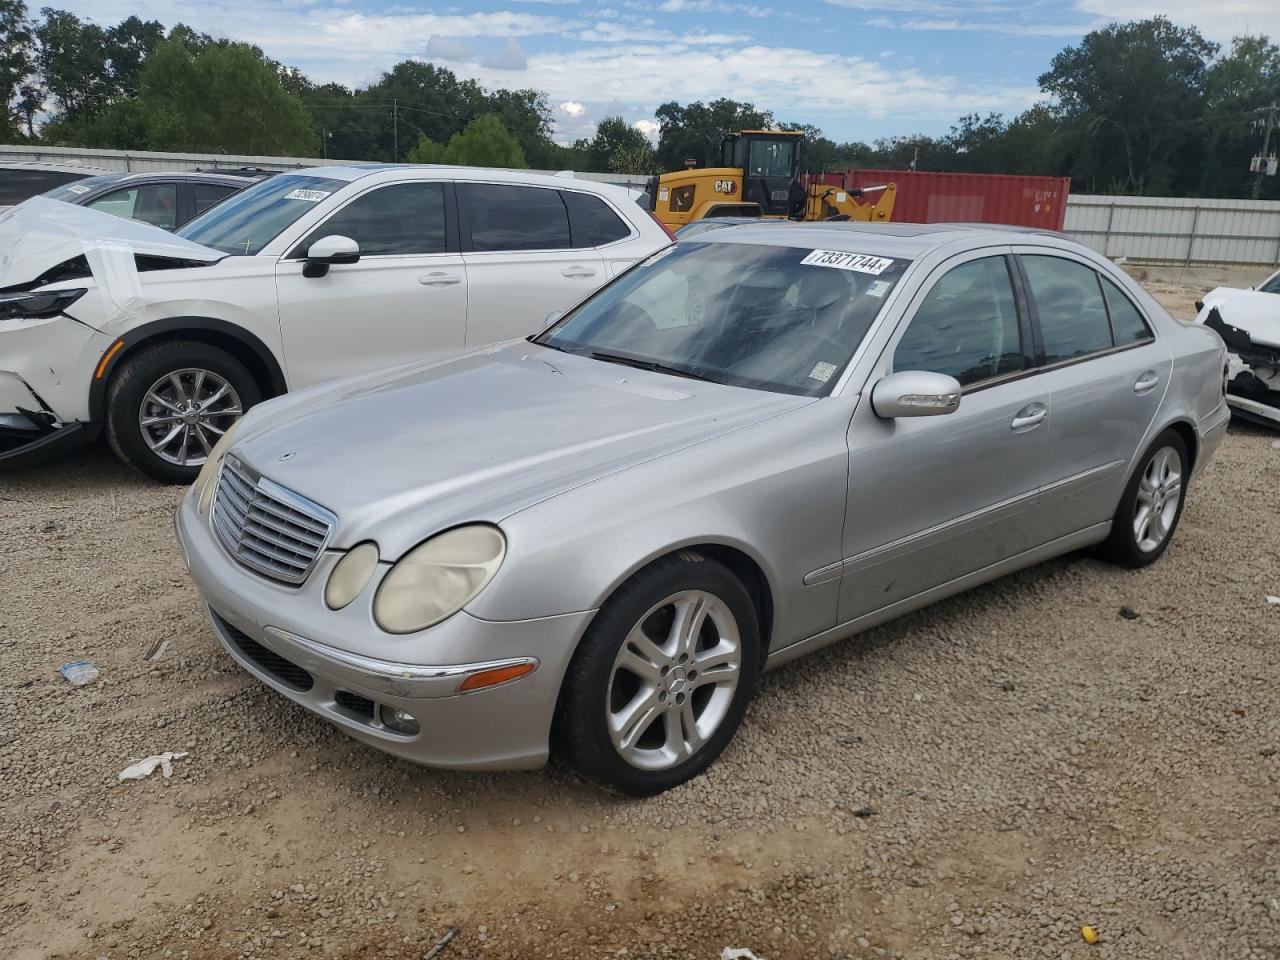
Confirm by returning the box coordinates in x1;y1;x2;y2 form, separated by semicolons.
646;129;896;230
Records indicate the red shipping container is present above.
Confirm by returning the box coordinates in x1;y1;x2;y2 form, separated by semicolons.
840;169;1071;230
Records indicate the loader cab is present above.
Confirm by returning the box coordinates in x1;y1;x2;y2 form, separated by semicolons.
722;130;803;217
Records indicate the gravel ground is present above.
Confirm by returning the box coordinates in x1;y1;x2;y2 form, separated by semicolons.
3;275;1279;960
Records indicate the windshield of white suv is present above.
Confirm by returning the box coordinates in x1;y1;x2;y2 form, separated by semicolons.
536;241;910;396
176;174;343;255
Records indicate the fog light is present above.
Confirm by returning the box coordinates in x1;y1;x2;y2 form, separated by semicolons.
379;705;419;736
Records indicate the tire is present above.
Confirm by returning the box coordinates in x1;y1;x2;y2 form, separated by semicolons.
553;552;762;796
1097;429;1190;568
106;340;260;484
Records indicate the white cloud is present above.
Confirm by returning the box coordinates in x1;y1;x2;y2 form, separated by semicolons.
658;0;773;17
577;20;750;43
633;118;660;140
1072;0;1280;42
425;34;475;61
559;100;587;116
484;36;529;69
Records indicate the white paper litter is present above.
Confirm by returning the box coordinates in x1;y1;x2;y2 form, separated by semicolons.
118;752;188;781
721;950;766;960
1267;596;1280;606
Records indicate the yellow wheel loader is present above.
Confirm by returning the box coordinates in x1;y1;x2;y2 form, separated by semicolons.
645;130;896;231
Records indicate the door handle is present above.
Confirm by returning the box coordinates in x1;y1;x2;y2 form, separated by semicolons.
1011;402;1047;431
419;272;461;286
1133;371;1160;394
561;266;596;279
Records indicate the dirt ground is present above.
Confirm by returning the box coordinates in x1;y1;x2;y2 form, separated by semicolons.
3;274;1279;960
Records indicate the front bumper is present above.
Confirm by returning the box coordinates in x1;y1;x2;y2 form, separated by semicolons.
176;491;594;771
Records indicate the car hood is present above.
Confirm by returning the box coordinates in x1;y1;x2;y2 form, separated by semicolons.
1200;287;1280;348
0;196;223;289
231;343;811;554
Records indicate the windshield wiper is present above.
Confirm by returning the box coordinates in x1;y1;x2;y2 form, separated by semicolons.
588;351;719;384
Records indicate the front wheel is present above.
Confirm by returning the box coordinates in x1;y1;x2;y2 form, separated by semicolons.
106;340;260;484
1097;429;1189;568
554;553;761;796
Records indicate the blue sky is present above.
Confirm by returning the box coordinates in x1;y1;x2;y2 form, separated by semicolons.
66;0;1280;144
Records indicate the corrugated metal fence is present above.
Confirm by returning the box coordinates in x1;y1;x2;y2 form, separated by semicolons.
1063;194;1280;266
0;143;652;190
5;145;1280;265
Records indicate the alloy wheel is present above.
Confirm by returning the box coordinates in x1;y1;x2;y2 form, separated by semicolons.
1133;445;1182;553
606;589;742;771
138;368;243;468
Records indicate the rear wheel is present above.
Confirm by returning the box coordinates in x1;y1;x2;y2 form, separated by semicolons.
1097;429;1189;568
554;553;761;796
106;340;260;484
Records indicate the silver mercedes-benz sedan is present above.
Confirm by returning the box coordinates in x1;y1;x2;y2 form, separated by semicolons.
175;222;1231;795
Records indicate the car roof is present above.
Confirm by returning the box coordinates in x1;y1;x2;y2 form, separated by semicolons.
288;164;637;197
0;160;116;176
107;171;260;185
693;220;1075;259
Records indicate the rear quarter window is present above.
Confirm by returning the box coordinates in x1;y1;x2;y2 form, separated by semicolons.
1100;276;1153;346
563;191;631;247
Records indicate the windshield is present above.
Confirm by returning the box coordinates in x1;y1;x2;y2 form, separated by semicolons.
748;139;796;178
1260;270;1280;294
43;174;123;201
176;174;342;255
536;241;910;396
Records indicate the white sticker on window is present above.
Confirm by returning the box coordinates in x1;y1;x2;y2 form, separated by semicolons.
800;249;894;275
809;361;838;382
66;183;91;195
865;279;891;298
284;188;332;202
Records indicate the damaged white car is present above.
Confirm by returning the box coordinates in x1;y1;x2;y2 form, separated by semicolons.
0;167;669;481
1193;267;1280;428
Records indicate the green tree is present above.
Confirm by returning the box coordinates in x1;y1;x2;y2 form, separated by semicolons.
654;98;773;169
577;115;652;172
1203;35;1280;199
125;38;313;154
1038;16;1218;194
35;8;109;119
406;113;526;168
0;0;33;138
105;15;163;96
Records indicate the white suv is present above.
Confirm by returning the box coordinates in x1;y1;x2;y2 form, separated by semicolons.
0;165;672;481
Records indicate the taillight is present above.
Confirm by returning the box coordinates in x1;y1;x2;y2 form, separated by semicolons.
648;211;677;242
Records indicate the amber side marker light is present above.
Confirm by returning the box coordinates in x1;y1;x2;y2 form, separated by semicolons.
95;339;125;379
457;661;536;693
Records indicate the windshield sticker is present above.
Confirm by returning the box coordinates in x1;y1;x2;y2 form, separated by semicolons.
865;279;891;298
66;183;91;195
801;250;894;275
809;361;838;382
284;188;332;202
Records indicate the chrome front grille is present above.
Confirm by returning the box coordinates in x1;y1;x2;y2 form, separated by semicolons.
211;456;335;585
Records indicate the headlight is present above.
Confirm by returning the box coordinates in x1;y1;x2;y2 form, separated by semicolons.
373;525;506;634
0;288;86;320
325;542;380;610
194;418;242;513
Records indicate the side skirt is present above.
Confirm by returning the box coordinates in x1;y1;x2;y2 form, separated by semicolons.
765;521;1112;671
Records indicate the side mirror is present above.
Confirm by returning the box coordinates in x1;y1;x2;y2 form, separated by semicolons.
871;370;962;419
302;235;360;278
543;311;563;329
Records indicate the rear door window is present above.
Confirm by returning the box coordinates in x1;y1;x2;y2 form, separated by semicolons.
894;256;1024;387
1021;255;1114;363
461;183;571;252
563;191;630;247
295;182;446;256
1100;276;1153;346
